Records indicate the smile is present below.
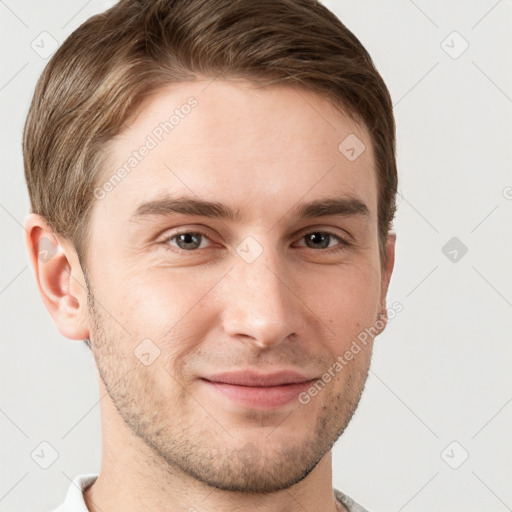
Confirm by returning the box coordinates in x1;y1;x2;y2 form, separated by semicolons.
200;370;317;408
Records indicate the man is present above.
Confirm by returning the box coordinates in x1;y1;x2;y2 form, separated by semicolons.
23;0;397;510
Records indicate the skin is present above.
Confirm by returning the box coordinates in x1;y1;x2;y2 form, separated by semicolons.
25;78;395;512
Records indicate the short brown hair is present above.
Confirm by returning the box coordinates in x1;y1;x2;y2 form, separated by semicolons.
23;0;397;271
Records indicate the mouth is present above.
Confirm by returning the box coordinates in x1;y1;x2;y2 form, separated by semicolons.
199;370;317;409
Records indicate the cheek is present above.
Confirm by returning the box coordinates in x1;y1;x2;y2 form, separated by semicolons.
303;262;382;350
114;268;221;354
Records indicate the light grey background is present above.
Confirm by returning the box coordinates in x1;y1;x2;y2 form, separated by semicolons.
1;1;511;511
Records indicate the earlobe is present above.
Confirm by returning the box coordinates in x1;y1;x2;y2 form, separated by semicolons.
24;213;90;341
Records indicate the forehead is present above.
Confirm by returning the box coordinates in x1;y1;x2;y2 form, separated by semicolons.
93;79;377;228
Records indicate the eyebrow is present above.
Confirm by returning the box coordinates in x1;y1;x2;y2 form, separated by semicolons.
129;195;370;223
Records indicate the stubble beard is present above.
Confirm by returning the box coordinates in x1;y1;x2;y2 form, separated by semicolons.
85;278;371;494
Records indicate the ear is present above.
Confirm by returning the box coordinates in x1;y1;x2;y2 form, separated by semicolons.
376;232;396;331
24;213;89;341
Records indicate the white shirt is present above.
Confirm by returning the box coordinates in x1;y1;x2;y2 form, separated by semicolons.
51;474;371;512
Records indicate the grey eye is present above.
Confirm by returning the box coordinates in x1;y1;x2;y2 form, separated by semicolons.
169;232;207;251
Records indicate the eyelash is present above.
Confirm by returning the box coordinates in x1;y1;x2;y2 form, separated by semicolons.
159;228;351;254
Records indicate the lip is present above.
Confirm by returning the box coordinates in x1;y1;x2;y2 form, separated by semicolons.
200;370;317;409
202;370;314;386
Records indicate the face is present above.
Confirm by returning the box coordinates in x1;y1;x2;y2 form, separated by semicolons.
83;78;394;492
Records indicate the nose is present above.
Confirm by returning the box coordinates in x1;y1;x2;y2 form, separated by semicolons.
220;243;306;350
